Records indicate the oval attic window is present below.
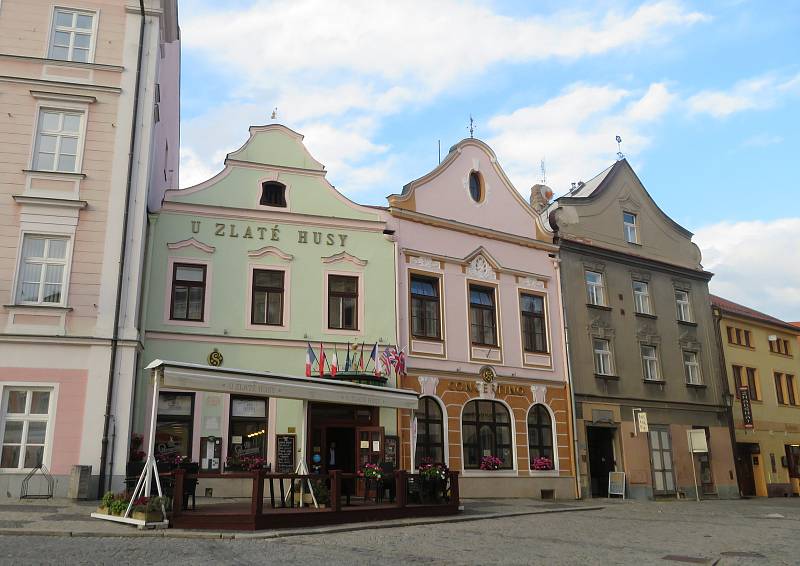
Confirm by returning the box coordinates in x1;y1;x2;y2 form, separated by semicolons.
468;171;483;203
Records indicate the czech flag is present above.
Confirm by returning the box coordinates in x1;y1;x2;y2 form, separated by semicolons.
305;342;317;377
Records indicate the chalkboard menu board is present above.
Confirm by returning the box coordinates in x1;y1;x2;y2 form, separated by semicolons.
384;436;399;467
608;471;626;498
276;434;296;473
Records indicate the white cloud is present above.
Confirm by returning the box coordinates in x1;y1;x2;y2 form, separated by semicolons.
179;147;220;189
486;82;675;194
694;218;800;322
178;1;708;192
687;72;800;118
741;133;784;148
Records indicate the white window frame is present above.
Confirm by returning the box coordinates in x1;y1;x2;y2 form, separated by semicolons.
641;344;661;381
47;7;99;64
14;233;72;307
675;289;693;322
632;280;652;315
623;211;639;244
585;271;606;306
593;338;614;375
0;385;57;471
31;107;86;173
683;351;702;385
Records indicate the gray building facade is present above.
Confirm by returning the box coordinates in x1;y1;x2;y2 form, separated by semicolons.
546;159;738;500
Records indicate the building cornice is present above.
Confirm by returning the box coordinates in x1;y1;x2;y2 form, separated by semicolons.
390;207;558;253
714;309;800;336
0;75;122;94
558;237;712;281
12;195;88;209
0;53;124;72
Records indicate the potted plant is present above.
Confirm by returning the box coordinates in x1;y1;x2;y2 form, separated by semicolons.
479;455;504;470
310;478;330;508
131;496;170;522
107;493;129;516
98;491;115;514
418;459;449;503
532;456;554;471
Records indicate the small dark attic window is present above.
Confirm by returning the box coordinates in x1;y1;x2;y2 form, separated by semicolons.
260;181;287;207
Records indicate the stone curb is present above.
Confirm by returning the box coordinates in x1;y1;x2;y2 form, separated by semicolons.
0;505;603;540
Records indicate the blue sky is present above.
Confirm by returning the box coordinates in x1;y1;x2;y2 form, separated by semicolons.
178;0;800;320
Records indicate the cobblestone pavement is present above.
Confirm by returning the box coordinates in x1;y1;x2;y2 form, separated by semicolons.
1;498;799;565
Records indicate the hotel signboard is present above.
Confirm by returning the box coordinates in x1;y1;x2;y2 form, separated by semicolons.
739;386;754;429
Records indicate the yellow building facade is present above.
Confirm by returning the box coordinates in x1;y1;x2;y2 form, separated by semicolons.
712;296;800;497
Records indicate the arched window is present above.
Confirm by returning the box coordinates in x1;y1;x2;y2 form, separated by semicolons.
260;181;287;207
527;404;554;465
468;171;483;203
414;397;444;464
462;400;512;469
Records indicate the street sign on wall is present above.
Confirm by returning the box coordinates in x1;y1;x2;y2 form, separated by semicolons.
637;412;649;433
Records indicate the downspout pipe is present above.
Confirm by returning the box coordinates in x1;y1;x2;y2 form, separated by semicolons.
97;0;146;498
711;305;741;496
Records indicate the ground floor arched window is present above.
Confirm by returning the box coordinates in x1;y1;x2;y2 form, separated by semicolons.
527;404;554;465
414;396;444;464
462;400;512;469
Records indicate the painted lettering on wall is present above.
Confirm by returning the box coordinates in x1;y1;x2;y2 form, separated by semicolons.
191;221;347;247
447;380;526;396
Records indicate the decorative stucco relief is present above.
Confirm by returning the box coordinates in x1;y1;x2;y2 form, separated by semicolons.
418;375;439;397
519;276;546;291
409;255;441;270
167;238;216;254
531;385;548;405
477;380;496;400
466;255;496;280
321;251;368;267
247;245;294;261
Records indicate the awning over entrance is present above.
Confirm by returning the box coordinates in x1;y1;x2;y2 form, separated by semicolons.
145;359;420;410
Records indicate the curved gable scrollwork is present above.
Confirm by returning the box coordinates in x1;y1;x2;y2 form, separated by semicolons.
167;238;216;254
322;251;368;267
247;245;294;261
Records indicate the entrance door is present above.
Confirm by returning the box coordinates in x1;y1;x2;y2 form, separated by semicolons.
587;427;616;497
735;443;757;496
649;427;676;496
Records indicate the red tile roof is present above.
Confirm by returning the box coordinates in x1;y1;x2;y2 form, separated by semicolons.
711;295;800;334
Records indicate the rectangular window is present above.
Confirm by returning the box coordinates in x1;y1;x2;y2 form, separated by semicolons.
585;271;606;306
675;290;692;322
228;397;268;460
251;269;284;326
328;275;358;330
33;109;83;172
1;388;52;470
787;375;797;406
49;8;95;62
771;338;791;355
775;373;786;405
641;344;661;381
623;212;639;244
469;285;497;346
683;351;702;385
745;367;759;400
520;293;548;353
16;235;69;305
410;275;441;339
632;280;652;314
155;392;194;459
726;326;734;344
593;338;613;375
744;330;752;348
170;263;206;321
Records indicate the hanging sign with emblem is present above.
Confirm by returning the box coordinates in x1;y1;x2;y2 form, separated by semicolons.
739;386;754;429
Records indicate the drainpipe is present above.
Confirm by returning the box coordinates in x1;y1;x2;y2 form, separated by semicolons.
97;0;147;498
552;249;582;500
711;305;740;496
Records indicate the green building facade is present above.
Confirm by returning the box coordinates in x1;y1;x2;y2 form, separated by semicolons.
135;125;398;485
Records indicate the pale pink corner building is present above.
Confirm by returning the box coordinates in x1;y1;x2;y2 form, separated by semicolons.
0;0;179;498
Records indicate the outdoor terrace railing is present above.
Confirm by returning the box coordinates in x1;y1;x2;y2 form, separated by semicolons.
166;468;460;530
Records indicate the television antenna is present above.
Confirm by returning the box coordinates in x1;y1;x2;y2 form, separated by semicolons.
616;135;624;160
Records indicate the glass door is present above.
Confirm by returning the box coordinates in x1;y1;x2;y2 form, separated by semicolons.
649;426;676;495
355;427;384;498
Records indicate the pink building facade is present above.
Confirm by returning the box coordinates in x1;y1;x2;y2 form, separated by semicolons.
0;0;179;497
386;139;577;498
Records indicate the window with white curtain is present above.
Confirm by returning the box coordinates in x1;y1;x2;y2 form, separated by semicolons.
33;109;83;173
48;8;95;63
16;235;70;305
641;344;661;381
